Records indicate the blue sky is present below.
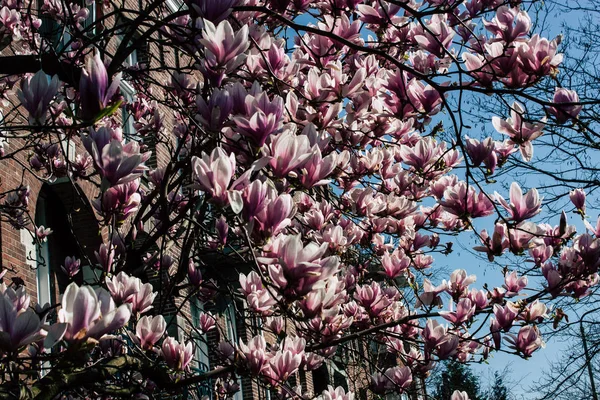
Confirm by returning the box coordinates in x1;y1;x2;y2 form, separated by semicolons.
287;3;596;397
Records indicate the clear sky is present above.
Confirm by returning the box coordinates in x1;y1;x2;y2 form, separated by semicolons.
292;2;597;397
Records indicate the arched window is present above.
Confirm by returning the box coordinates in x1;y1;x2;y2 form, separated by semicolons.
33;183;102;305
224;300;244;400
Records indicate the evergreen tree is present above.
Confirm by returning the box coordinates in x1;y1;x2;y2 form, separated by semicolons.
486;371;510;400
433;360;481;400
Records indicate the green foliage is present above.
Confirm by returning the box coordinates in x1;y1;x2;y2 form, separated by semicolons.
485;371;510;400
432;360;482;400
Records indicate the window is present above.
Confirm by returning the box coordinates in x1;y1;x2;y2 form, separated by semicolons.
120;80;136;139
191;299;210;372
33;183;103;304
34;195;53;306
39;0;97;51
0;111;8;147
224;301;244;400
165;0;184;12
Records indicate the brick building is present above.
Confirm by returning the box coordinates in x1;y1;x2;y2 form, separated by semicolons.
0;1;359;398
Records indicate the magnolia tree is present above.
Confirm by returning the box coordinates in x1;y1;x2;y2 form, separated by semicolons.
0;0;596;399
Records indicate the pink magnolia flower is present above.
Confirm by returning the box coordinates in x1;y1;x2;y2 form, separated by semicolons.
473;223;509;261
17;70;60;125
570;188;586;215
135;315;166;350
493;302;519;331
161;336;194;371
354;282;391;317
413;14;455;57
0;284;30;313
320;386;355;400
131;282;157;314
357;3;402;26
266;128;312;177
520;300;548;323
305;352;325;371
188;260;203;287
238;335;268;375
505;325;544;357
465;136;495;170
266;349;302;383
529;242;553;266
196;87;233;131
189;0;236;23
508;222;543;254
584;216;600;237
380;249;411;279
266;316;284;335
547;88;582;124
441;182;494;218
242;180;269;221
0;7;20;32
95;243;115;273
451;391;471;400
36;226;53;242
93;179;141;223
198;311;216;334
415;279;447;308
191;148;236;206
492;102;545;162
483;6;531;43
199;20;249;85
106;271;156;314
239;271;277;314
422;319;448;349
79;52;122;121
106;271;139;304
440;298;476;325
58;283;132;342
83;133;150;187
384;366;413;391
233;90;284;147
494;139;519;165
216;216;229;245
371;372;389;394
0;289;45;353
496;182;542;222
254;193;295;237
407;79;443;115
436;333;460;359
462;51;495;87
60;256;81;278
467;288;489;310
299;148;337;188
258;234;340;296
519;35;563;77
446;269;476;298
398;137;443;172
503;271;528;297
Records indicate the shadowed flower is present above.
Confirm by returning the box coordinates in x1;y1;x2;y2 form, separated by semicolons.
547;88;582;124
17;70;59;125
60;256;81;278
0;289;44;353
79;52;122;121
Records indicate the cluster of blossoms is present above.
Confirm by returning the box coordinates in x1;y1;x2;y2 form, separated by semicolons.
0;269;209;375
0;0;593;398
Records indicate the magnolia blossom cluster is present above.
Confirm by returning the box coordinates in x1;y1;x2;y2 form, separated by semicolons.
0;272;203;374
0;0;593;398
